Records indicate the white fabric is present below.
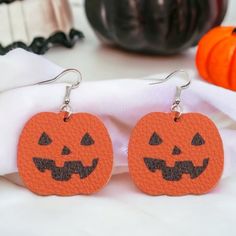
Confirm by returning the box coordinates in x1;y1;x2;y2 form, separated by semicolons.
1;49;236;181
1;172;236;236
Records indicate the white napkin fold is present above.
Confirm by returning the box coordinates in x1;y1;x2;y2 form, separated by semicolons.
1;49;236;180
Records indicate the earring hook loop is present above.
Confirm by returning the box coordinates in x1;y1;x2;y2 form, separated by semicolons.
149;70;191;88
37;68;82;121
149;70;191;120
36;68;82;89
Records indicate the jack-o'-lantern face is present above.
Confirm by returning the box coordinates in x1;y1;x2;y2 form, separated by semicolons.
128;112;224;196
18;112;113;196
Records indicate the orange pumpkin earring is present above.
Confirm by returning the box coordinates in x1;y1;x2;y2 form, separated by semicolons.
128;70;224;196
17;69;113;196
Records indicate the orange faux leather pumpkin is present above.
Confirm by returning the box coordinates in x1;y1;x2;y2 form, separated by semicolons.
18;112;113;196
128;112;224;196
196;26;236;90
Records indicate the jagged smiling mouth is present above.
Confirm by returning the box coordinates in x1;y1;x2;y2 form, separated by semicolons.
33;157;99;181
144;157;209;181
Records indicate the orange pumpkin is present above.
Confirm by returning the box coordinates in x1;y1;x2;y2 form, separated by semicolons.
18;112;113;196
196;26;236;90
128;112;224;196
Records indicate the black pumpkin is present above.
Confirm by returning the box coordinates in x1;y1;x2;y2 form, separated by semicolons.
85;0;228;55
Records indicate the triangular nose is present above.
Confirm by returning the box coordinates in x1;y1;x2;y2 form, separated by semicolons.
61;146;71;155
172;146;181;155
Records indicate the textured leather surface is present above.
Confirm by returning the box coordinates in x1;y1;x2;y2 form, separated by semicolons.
18;112;113;196
128;112;224;196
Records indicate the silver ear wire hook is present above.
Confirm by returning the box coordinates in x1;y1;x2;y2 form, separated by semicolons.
36;68;82;89
150;70;191;120
36;68;82;120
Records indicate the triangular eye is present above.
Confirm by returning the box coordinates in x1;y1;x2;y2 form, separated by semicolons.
149;132;163;145
38;132;52;145
81;132;95;146
191;133;205;146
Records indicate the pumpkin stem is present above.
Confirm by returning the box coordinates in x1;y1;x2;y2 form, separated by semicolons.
233;28;236;35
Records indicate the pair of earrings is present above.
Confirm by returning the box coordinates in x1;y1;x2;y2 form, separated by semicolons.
17;69;224;196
